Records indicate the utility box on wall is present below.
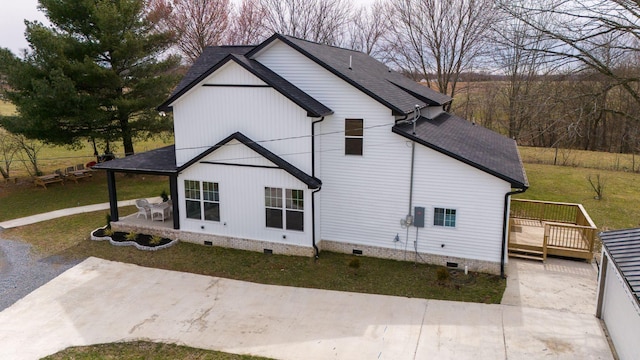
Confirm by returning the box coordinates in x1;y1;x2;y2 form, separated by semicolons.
414;206;425;228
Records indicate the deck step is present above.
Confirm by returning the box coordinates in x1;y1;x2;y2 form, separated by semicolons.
509;253;545;261
509;248;544;255
508;246;545;261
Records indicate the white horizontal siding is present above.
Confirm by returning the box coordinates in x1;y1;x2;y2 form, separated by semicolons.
410;146;510;262
172;61;312;173
178;159;312;246
257;40;510;263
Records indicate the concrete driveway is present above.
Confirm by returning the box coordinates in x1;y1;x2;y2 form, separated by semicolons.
0;257;612;360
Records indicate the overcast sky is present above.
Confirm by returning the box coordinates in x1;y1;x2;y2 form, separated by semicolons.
0;0;377;56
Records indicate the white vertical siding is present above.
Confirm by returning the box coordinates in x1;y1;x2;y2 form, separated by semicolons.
171;61;312;173
257;40;510;263
602;255;640;360
205;62;267;85
178;149;313;246
206;139;275;167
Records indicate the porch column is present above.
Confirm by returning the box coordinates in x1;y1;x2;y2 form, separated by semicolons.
170;174;180;230
106;170;119;221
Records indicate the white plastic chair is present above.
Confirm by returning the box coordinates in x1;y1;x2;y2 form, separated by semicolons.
135;199;151;219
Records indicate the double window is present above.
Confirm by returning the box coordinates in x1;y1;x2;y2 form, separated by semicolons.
265;187;304;231
345;118;363;155
434;208;456;227
185;180;220;221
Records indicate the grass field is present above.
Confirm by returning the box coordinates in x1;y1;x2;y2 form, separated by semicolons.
0;173;168;221
517;163;640;230
520;146;640;173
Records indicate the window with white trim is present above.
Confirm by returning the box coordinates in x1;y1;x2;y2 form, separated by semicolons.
434;208;456;227
202;182;220;221
185;180;220;221
265;187;304;231
345;118;363;155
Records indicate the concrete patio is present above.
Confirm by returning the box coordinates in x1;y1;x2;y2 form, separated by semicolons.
0;257;612;360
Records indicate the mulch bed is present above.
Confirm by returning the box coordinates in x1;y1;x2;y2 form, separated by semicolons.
91;227;174;249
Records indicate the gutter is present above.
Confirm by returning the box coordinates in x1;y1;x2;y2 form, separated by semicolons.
311;116;325;258
501;187;527;278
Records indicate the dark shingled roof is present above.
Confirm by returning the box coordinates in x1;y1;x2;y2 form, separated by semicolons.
248;34;453;114
169;45;255;99
159;34;451;116
180;132;321;189
92;145;177;175
392;113;529;188
158;49;332;117
600;228;640;306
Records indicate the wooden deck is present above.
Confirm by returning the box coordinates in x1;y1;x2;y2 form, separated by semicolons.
509;199;597;262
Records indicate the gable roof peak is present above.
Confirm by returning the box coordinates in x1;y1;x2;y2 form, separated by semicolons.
249;33;452;114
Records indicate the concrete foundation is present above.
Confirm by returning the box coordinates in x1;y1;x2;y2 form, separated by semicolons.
113;218;500;274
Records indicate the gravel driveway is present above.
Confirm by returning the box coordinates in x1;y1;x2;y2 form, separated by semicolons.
0;237;81;311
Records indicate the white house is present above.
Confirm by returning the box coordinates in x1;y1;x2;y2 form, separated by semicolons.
96;34;528;275
597;229;640;359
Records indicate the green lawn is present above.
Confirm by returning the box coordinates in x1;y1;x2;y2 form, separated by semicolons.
516;163;640;230
0;173;168;221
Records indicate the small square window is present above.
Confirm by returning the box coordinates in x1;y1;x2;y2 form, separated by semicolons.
434;208;456;228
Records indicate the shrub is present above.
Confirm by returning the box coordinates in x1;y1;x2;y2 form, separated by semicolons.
150;235;163;245
104;228;114;237
436;267;450;283
160;190;169;202
105;213;112;229
125;232;138;241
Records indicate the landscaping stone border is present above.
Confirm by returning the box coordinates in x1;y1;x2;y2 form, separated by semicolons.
90;226;178;251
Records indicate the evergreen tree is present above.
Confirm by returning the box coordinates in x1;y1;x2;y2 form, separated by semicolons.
0;0;180;156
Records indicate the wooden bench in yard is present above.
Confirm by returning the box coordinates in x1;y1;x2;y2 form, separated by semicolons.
64;165;92;183
34;174;64;189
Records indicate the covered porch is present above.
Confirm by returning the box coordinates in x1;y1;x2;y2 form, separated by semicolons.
508;199;598;262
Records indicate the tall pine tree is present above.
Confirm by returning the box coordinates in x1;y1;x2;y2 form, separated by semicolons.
0;0;180;156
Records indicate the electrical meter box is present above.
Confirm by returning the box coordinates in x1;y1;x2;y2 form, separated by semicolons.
414;206;425;228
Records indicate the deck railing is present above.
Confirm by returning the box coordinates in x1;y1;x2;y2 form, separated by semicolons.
510;199;579;223
511;199;597;260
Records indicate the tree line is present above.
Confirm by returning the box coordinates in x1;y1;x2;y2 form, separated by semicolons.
1;0;639;165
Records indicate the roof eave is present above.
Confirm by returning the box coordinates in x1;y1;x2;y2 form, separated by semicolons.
392;126;528;189
179;132;321;189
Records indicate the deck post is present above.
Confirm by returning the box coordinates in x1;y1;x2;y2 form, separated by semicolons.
106;170;119;222
170;174;180;230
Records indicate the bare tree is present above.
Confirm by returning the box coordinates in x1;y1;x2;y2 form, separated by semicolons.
497;0;640;117
387;0;497;110
152;0;232;63
259;0;353;45
490;6;554;139
0;130;18;179
347;1;389;56
227;0;268;44
13;135;43;177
